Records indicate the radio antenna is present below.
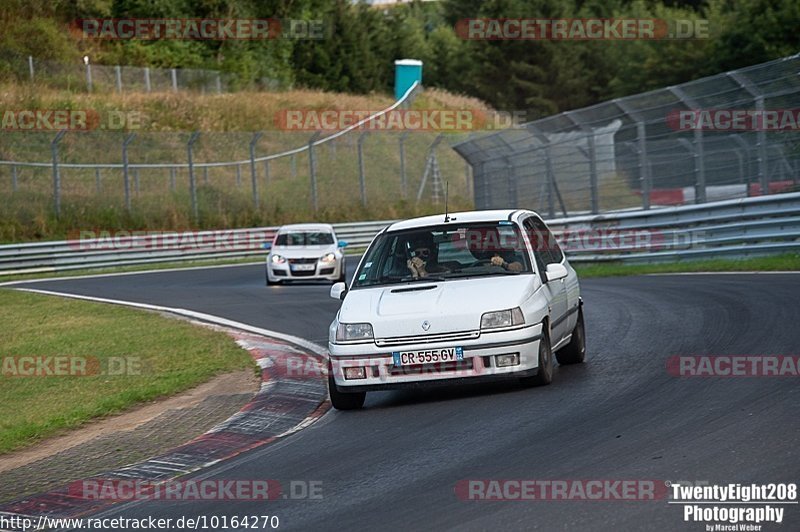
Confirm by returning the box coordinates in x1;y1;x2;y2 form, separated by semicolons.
444;181;450;222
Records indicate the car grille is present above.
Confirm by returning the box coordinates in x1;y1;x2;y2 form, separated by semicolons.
290;269;316;277
288;258;318;264
389;358;474;376
375;330;480;347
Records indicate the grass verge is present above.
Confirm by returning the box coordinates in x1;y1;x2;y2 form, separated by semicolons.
0;289;255;455
573;254;800;278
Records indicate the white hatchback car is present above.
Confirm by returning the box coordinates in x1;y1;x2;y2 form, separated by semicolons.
326;209;585;410
266;223;347;285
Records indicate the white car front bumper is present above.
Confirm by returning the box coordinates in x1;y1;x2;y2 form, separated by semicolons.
268;259;343;282
328;323;544;391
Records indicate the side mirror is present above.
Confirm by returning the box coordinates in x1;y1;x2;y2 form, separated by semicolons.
330;282;347;301
338;240;348;248
544;263;568;282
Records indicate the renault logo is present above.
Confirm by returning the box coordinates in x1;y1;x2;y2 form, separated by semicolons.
421;320;431;331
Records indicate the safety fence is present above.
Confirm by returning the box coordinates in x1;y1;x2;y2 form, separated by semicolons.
1;193;798;276
453;53;800;217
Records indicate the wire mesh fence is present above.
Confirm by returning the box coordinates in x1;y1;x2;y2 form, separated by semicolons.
0;53;277;93
0;83;475;232
453;53;800;216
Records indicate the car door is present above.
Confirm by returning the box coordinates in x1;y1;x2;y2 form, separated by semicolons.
523;216;569;344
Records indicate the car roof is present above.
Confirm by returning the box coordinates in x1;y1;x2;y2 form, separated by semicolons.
277;223;334;233
386;209;536;232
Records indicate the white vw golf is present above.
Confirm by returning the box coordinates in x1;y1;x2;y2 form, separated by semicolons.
327;209;586;410
266;223;347;285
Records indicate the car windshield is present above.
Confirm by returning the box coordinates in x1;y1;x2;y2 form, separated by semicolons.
353;222;532;288
275;231;334;246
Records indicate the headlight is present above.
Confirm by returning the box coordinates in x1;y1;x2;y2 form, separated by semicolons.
320;253;336;263
270;254;286;264
481;307;525;329
336;322;374;342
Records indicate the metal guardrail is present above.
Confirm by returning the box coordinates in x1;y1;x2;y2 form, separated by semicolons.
546;191;800;262
0;221;394;276
0;194;798;276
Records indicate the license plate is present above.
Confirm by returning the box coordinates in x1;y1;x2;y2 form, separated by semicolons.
392;347;464;366
291;264;315;271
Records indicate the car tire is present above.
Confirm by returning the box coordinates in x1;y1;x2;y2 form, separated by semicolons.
556;308;586;365
520;328;553;387
336;260;346;283
328;371;366;410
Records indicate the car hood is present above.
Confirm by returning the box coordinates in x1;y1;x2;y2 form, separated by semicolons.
271;244;337;259
340;275;539;338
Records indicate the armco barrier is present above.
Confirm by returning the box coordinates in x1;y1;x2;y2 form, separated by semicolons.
0;193;798;276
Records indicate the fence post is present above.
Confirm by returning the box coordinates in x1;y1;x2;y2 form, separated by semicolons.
637;122;651;210
203;166;209;185
545;145;555;218
134;169;140;194
756;96;769;195
215;74;222;94
399;132;408;198
28;56;34;81
169;168;176;191
85;62;93;92
95;168;101;193
187;132;201;220
171;69;178;93
12;165;18;192
308;131;321;212
587;131;599;214
144;67;151;92
264;159;270;183
358;131;369;208
122;133;136;211
694;128;706;203
249;132;263;209
505;157;516;207
291;154;297;178
51;130;67;217
235;164;242;187
115;65;122;92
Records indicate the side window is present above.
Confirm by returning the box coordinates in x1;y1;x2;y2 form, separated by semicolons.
523;216;563;265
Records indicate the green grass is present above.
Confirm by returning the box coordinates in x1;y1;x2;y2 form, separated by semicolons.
0;289;255;455
573;254;800;278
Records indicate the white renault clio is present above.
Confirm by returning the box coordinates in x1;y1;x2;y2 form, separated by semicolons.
327;209;585;410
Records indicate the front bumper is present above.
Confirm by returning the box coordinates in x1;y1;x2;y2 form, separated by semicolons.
328;324;543;392
267;259;342;281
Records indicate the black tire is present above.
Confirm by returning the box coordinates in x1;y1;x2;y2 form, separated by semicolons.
520;328;553;387
336;260;346;283
556;308;586;365
328;371;366;410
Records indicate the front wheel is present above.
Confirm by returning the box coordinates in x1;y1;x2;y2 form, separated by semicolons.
336;260;346;283
556;308;586;365
328;371;366;410
520;330;553;387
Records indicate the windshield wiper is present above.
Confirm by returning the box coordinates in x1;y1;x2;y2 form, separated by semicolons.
397;275;448;283
446;269;523;278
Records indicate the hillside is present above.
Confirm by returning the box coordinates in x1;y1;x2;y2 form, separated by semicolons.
0;84;493;242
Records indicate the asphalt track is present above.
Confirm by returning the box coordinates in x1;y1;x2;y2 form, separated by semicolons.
10;266;800;531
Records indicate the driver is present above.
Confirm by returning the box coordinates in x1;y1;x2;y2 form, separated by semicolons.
406;234;448;278
467;228;524;272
